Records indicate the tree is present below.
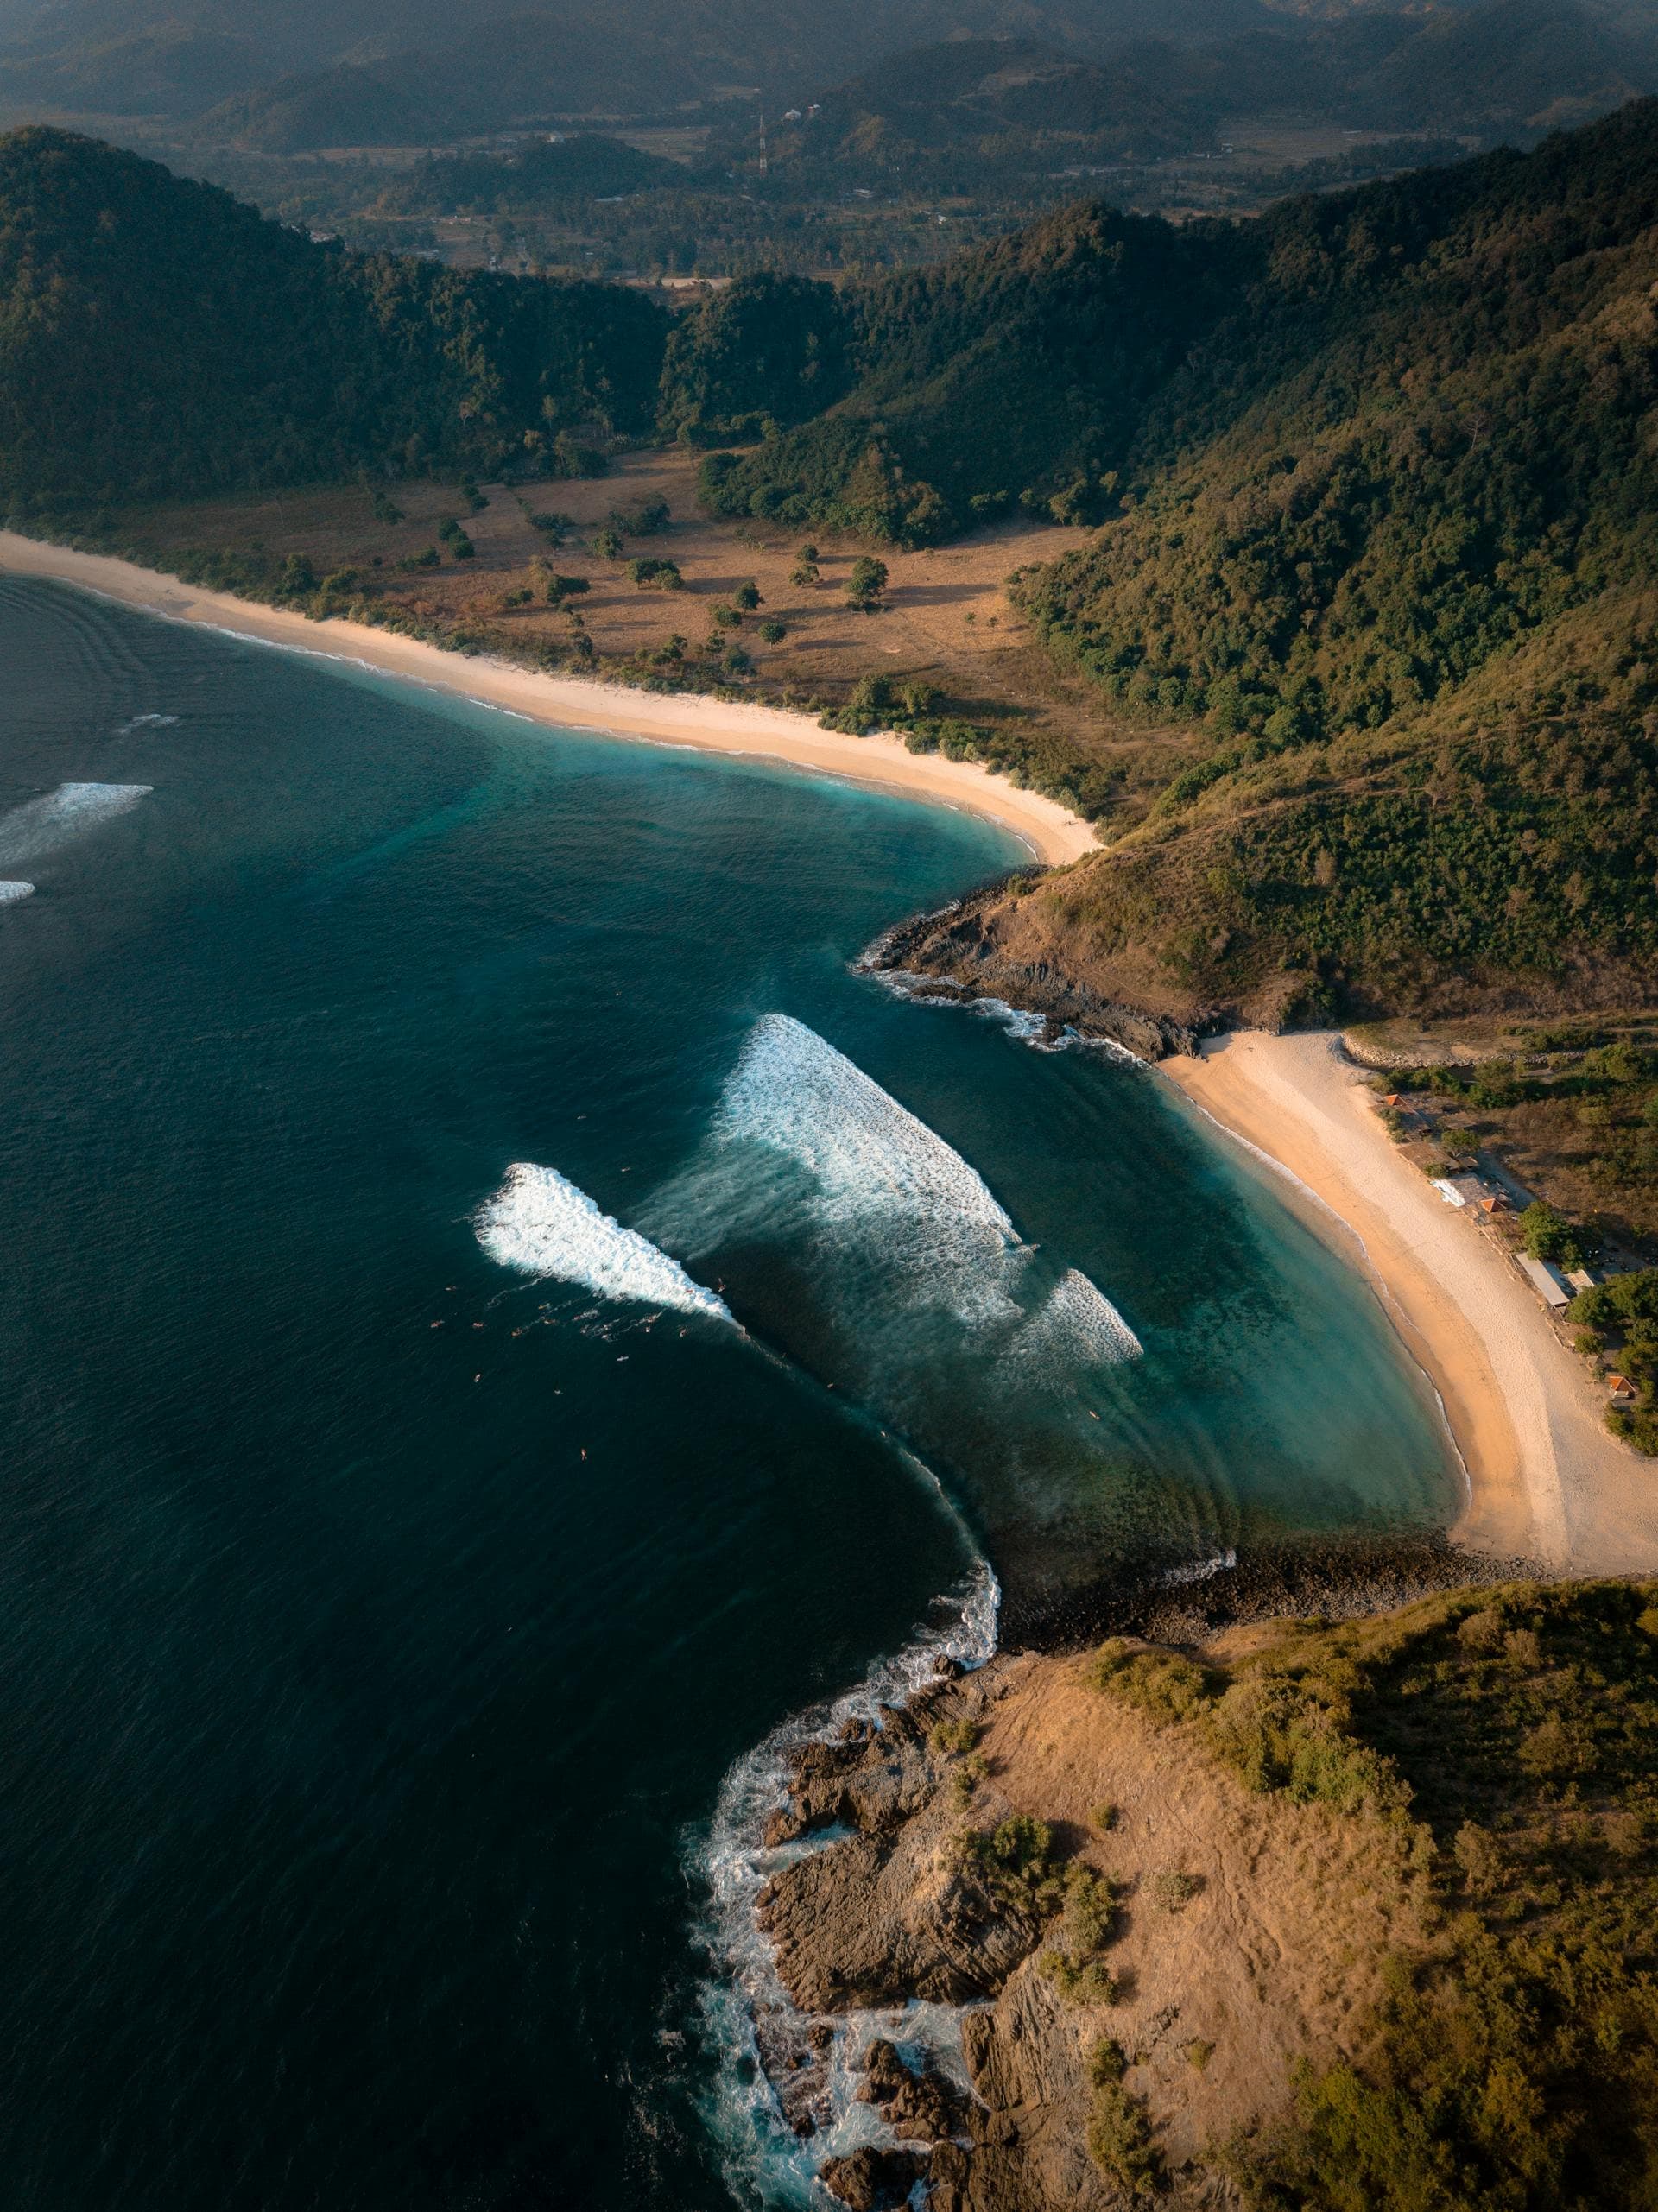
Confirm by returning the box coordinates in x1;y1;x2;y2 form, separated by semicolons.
734;579;762;610
848;556;889;610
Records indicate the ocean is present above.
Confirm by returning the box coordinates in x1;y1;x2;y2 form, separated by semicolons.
0;578;1456;2209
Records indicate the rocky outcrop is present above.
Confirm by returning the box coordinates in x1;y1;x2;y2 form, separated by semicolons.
737;1641;1419;2212
864;888;1219;1061
757;1673;1046;2013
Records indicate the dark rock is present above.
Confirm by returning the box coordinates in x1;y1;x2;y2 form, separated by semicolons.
752;2002;835;2137
819;2146;929;2211
858;2036;972;2142
864;894;1218;1061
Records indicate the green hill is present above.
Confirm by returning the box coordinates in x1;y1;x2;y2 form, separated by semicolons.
0;127;668;503
707;100;1658;1023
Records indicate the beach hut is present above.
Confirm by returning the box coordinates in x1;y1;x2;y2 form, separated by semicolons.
1518;1254;1573;1310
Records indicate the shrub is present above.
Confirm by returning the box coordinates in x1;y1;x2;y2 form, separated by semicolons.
928;1718;979;1757
733;579;762;610
759;619;786;643
1088;1639;1215;1723
1521;1201;1597;1270
610;496;669;536
847;555;889;610
1090;1801;1119;1833
592;526;624;560
396;546;441;571
1151;1869;1202;1912
1085;2043;1161;2195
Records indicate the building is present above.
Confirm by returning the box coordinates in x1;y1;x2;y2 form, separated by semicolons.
1518;1254;1573;1310
1608;1374;1638;1409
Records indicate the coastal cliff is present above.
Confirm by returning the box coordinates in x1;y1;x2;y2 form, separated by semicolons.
741;1579;1658;2211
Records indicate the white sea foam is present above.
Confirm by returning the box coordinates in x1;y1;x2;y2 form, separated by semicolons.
718;1013;1016;1240
693;1564;999;2206
1161;1548;1238;1586
0;880;35;903
474;1161;734;1324
1016;1267;1142;1369
118;713;178;731
0;781;152;867
711;1014;1140;1357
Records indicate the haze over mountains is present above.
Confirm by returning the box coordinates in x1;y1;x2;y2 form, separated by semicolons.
0;0;1651;155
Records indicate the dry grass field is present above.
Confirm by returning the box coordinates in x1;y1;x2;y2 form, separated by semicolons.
115;448;1206;833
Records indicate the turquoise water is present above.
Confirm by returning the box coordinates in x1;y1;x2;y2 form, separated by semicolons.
0;578;1455;2209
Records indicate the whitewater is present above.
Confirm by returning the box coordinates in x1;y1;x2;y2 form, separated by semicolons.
474;1162;735;1323
0;781;152;868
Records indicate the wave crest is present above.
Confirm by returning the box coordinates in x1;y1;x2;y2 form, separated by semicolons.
475;1162;734;1324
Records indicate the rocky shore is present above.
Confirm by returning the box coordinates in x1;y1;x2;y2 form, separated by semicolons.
863;887;1216;1063
744;1612;1431;2212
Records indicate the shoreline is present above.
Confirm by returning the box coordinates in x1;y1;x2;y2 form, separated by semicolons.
1161;1032;1658;1577
0;533;1098;867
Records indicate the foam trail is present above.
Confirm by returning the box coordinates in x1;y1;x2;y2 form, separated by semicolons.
1017;1267;1142;1368
711;1014;1138;1356
475;1161;734;1324
0;880;34;903
712;1012;1026;1323
0;782;152;868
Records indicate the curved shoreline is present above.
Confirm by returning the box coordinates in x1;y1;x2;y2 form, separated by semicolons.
0;534;1098;867
1161;1032;1658;1578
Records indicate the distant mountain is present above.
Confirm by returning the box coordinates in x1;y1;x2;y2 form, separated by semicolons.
0;0;1275;142
1360;0;1658;128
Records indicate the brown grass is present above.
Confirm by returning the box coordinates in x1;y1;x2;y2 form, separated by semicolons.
976;1651;1421;2168
111;450;1202;825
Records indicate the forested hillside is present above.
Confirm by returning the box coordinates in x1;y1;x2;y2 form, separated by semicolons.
700;101;1658;1021
0;129;668;502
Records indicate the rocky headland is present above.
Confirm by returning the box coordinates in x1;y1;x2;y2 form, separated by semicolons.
750;1641;1423;2211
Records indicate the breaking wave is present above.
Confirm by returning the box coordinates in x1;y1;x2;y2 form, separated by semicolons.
0;880;35;903
1016;1267;1142;1369
0;781;152;868
475;1162;735;1324
692;1563;999;2208
708;1013;1137;1359
716;1012;1016;1242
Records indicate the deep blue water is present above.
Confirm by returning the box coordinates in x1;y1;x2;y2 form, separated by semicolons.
0;579;1455;2210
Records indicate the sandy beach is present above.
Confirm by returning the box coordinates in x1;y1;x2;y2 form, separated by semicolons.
1163;1032;1658;1575
0;534;1097;866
